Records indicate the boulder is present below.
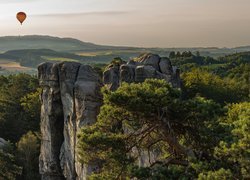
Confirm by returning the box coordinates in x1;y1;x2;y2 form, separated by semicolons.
103;65;120;91
138;53;161;71
135;65;156;82
159;57;173;75
103;54;181;90
120;64;135;83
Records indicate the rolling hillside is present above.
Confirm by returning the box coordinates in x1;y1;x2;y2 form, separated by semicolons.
0;35;250;75
0;35;121;52
0;48;146;69
1;35;250;56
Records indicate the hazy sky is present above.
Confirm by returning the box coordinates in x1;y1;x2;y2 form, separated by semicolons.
0;0;250;47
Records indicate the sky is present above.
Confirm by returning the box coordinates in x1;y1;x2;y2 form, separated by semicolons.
0;0;250;48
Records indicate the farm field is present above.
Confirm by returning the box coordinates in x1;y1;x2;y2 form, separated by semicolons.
0;59;36;75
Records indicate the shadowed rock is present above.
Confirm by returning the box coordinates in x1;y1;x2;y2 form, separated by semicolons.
103;53;181;91
39;54;180;180
38;62;102;180
38;62;65;180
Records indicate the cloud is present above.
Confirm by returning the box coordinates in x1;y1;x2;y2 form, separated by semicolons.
32;11;130;18
0;0;37;3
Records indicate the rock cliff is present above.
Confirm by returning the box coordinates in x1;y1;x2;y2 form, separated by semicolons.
38;54;181;180
38;62;102;180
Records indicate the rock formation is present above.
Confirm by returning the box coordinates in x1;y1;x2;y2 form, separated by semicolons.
103;53;181;91
38;62;102;180
103;54;181;166
38;54;181;180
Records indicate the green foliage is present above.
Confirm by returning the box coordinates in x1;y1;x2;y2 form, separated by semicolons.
0;143;22;180
218;51;250;64
214;102;250;179
0;74;40;142
77;79;225;179
106;79;180;114
169;51;218;68
20;89;41;132
228;63;249;81
0;74;41;179
177;97;224;151
78;79;180;179
198;168;233;180
182;68;249;104
110;57;126;66
130;165;192;180
17;131;40;180
0;49;249;179
169;51;175;59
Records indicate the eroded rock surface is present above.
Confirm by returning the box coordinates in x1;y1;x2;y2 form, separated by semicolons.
39;54;181;180
39;62;102;180
39;62;65;180
103;53;181;90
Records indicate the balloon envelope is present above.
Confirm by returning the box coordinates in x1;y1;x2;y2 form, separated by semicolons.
16;12;27;25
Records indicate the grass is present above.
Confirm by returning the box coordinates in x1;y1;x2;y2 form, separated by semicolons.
75;51;113;56
42;56;79;62
75;49;146;57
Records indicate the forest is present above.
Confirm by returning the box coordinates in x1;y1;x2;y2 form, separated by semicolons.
0;51;249;179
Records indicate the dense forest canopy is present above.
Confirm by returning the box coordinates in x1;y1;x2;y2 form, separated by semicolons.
0;51;249;179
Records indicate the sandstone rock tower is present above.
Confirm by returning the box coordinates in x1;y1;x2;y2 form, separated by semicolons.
38;54;181;180
38;62;102;180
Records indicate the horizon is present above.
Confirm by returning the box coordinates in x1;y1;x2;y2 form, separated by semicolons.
1;34;250;49
1;0;250;48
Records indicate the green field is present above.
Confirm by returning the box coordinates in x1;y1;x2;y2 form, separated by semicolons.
42;56;79;62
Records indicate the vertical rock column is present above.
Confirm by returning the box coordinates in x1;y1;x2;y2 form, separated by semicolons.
74;65;102;179
38;63;65;180
58;62;81;180
57;63;102;179
39;62;102;180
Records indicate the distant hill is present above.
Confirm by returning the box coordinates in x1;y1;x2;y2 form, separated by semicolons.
0;35;250;73
0;49;85;67
1;35;250;57
0;48;144;68
0;35;123;52
2;49;82;60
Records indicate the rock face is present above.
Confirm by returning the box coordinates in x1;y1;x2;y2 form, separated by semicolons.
39;54;181;180
103;53;181;91
38;62;102;180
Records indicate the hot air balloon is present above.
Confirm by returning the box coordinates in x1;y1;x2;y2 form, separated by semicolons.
16;12;27;25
